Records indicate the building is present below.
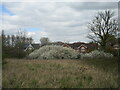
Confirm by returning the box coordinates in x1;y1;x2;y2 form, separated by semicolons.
68;42;98;53
52;42;98;53
23;44;40;54
77;44;88;53
23;42;98;54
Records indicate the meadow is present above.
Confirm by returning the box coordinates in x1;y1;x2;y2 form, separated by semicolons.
2;58;118;88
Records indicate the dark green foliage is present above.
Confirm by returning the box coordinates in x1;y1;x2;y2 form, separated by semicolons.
1;30;33;59
105;48;120;57
2;44;26;59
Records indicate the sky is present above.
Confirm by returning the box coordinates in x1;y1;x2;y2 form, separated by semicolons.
0;1;118;43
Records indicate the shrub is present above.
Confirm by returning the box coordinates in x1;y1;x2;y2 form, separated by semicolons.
28;45;80;60
81;50;113;59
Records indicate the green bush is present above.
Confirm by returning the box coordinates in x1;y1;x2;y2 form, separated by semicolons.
2;46;26;59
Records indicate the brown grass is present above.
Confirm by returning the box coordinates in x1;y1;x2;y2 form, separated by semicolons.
2;58;118;88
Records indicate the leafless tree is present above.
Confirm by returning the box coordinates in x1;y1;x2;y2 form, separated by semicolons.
87;10;118;50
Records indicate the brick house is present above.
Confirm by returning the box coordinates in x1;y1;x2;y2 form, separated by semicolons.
77;44;88;53
23;42;98;54
62;42;98;53
69;42;98;53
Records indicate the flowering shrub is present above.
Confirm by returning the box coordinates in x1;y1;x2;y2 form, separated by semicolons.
28;45;80;59
81;50;113;59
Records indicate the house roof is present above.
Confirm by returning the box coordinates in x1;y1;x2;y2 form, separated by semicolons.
85;43;98;50
23;42;98;51
68;42;85;49
23;44;29;49
31;44;40;49
112;44;120;49
67;42;98;50
51;41;65;45
78;44;87;49
23;44;40;49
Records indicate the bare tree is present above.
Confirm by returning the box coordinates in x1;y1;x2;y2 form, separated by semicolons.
2;30;5;46
40;37;50;46
29;37;33;44
87;10;118;50
11;35;15;47
6;35;10;46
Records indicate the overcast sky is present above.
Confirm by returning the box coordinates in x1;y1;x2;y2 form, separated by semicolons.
0;2;118;43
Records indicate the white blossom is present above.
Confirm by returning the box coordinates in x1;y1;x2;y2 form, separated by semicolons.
28;45;80;59
81;50;113;59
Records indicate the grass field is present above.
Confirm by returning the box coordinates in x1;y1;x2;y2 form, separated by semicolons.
2;58;118;88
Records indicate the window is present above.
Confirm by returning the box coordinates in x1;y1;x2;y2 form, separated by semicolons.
80;47;86;52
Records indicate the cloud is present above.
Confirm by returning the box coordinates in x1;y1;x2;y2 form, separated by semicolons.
27;32;35;37
1;0;119;2
1;2;118;43
67;2;118;11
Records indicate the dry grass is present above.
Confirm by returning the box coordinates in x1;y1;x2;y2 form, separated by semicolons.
2;58;118;88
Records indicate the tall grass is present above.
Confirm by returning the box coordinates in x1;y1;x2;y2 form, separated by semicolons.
2;58;118;88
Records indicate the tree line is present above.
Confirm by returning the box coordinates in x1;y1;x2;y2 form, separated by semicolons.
1;30;33;59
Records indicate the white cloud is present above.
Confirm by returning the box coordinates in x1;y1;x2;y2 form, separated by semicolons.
2;0;119;2
26;30;48;43
27;32;35;37
1;2;118;43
